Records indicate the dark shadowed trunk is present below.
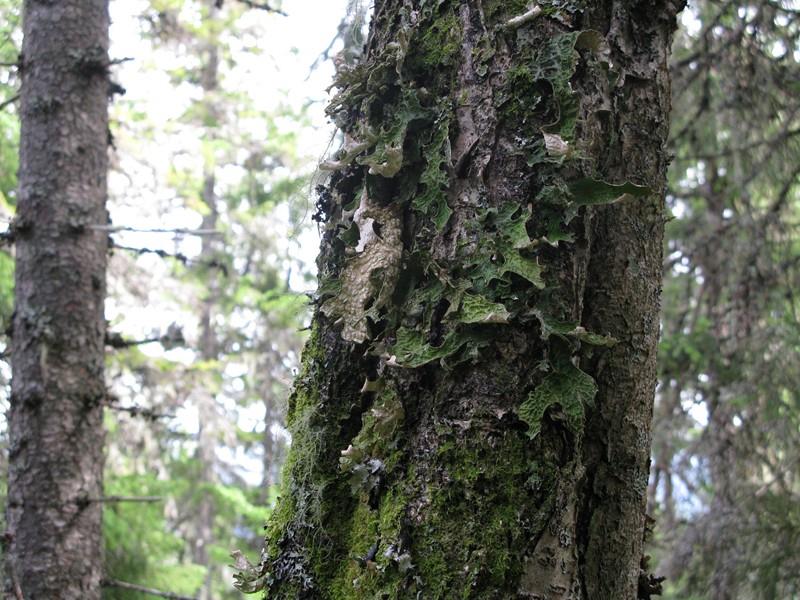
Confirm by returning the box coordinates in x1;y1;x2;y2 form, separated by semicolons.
251;1;684;598
4;0;109;598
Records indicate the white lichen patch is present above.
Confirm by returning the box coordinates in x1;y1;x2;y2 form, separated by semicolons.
321;188;403;343
543;132;571;157
505;4;542;29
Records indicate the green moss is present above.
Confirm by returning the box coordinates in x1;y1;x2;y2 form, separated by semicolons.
329;501;379;598
416;10;461;70
328;488;411;599
498;63;543;127
286;323;324;425
410;429;541;598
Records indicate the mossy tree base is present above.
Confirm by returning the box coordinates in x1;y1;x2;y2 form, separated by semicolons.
249;1;684;598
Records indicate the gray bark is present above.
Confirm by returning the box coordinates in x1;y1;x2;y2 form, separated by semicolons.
4;1;109;598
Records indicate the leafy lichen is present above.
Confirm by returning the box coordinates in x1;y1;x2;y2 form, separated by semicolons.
518;361;598;440
413;112;452;231
320;188;403;343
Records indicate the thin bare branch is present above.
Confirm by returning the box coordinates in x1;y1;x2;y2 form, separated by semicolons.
102;579;196;600
0;93;19;111
111;244;229;275
217;0;288;15
90;224;221;236
91;496;162;503
105;403;174;420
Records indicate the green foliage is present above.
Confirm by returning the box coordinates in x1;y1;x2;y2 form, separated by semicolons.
0;112;18;206
357;89;431;178
103;474;207;600
456;293;511;324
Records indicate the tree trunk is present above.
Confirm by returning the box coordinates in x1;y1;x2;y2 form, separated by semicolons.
256;1;683;598
4;1;109;598
192;5;221;596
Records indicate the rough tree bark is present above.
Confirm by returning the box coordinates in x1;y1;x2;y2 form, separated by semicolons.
4;1;109;598
247;1;684;599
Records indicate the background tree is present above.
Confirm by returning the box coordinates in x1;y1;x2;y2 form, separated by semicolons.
248;1;685;598
649;2;800;598
4;0;110;597
100;0;321;596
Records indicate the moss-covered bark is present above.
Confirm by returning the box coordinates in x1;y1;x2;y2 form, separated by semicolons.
249;1;684;598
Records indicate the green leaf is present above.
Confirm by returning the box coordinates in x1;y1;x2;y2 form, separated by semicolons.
518;362;597;439
495;203;532;249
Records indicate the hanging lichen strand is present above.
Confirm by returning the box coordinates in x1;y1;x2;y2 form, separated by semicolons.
244;0;677;598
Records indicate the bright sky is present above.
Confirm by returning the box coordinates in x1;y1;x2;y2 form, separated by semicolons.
105;0;347;331
104;0;350;485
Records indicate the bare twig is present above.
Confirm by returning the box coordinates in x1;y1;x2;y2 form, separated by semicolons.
91;496;162;503
105;403;174;420
105;390;175;421
106;331;162;349
102;579;196;600
111;244;229;275
235;0;287;15
90;224;221;236
0;93;20;111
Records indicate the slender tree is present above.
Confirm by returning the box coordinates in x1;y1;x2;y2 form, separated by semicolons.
241;1;685;598
4;0;109;598
192;4;223;595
